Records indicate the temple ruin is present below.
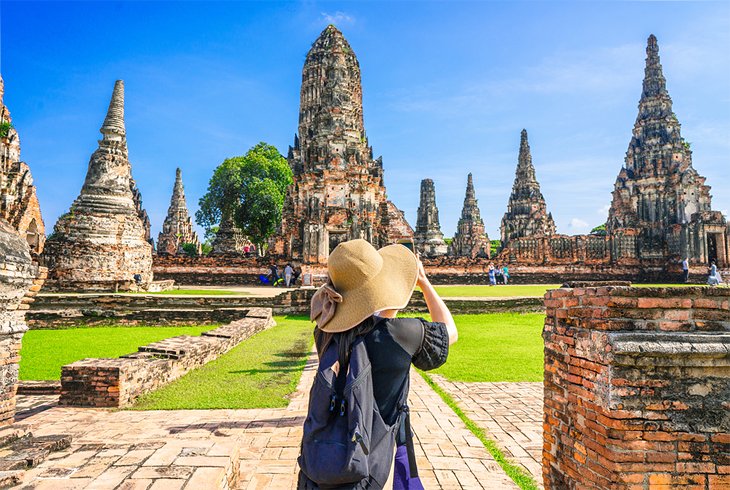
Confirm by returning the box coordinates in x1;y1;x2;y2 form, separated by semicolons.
42;80;153;291
414;178;448;257
449;173;490;258
607;34;727;268
272;25;412;263
0;75;45;257
157;168;201;256
210;216;249;255
498;35;728;278
500;129;555;245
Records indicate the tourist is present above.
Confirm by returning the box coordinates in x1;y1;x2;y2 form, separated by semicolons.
682;257;689;283
707;262;723;286
495;266;504;285
488;263;496;286
502;264;510;285
284;263;294;287
269;263;280;286
299;239;457;489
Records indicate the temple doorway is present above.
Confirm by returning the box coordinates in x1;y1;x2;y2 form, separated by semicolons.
707;233;718;265
328;231;347;256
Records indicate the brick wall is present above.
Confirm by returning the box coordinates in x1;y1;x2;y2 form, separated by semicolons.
543;284;730;489
59;308;275;407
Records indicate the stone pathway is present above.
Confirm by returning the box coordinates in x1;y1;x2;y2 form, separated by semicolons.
12;354;518;489
432;377;543;486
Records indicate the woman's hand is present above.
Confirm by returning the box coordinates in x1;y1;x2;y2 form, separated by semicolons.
416;256;429;288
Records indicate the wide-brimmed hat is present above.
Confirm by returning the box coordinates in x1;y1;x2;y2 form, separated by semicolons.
310;239;418;333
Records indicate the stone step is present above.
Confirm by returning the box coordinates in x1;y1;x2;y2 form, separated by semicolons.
0;470;24;488
17;381;61;396
0;434;72;474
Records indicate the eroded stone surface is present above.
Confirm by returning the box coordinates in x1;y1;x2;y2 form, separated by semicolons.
157;168;201;256
273;25;412;264
0;74;45;257
42;80;153;291
449;173;490;258
414;179;448;257
500;130;555;246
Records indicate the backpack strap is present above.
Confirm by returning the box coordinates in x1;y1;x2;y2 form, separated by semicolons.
397;377;419;478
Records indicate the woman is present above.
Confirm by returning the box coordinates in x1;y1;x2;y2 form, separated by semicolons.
707;262;723;286
299;239;457;489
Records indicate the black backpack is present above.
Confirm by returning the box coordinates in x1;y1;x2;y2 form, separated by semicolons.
298;335;417;489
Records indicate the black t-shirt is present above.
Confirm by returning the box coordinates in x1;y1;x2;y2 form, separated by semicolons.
363;317;450;425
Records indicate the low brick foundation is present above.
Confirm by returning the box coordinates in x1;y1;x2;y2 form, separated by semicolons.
543;284;730;489
59;308;275;407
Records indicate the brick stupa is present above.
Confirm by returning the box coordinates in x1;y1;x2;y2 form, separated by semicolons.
500;129;556;245
414;178;447;257
157;168;201;256
43;80;153;291
449;173;490;258
273;25;412;263
607;35;727;266
0;74;45;257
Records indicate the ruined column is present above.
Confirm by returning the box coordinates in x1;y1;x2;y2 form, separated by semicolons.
543;284;730;489
42;80;153;291
500;129;555;246
210;215;248;256
157;168;201;256
449;173;490;258
414;178;447;257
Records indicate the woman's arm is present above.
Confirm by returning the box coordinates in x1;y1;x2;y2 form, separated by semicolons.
416;258;458;345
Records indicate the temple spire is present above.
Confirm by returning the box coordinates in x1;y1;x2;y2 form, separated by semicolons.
641;34;667;100
100;80;126;139
450;173;489;258
465;173;475;201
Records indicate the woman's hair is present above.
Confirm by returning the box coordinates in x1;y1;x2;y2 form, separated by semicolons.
314;316;376;369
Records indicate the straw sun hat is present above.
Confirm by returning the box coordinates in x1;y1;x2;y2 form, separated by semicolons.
310;239;418;333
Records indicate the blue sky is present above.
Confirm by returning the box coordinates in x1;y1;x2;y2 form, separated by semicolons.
2;1;729;241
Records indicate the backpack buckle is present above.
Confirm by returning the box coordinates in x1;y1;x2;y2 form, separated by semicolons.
329;395;337;412
339;399;347;417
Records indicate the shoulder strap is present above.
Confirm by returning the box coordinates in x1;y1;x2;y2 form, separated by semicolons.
397;376;419;478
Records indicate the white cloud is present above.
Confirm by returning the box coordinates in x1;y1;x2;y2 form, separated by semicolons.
321;11;354;25
598;204;611;216
569;218;590;231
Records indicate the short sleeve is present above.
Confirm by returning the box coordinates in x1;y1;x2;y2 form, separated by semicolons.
412;319;449;371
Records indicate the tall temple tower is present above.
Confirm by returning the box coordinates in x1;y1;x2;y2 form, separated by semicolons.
607;35;727;266
414;178;448;257
0;75;45;256
273;25;412;263
449;173;490;258
157;168;201;256
43;80;153;290
500;129;556;245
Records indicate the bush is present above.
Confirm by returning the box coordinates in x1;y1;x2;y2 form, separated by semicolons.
0;121;13;139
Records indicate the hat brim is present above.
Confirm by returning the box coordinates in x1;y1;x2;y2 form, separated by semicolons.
316;244;418;333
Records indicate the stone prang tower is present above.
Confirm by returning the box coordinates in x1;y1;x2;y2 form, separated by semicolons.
414;179;447;257
607;35;727;266
273;25;412;263
500;129;556;245
43;80;153;290
157;168;201;256
449;173;490;259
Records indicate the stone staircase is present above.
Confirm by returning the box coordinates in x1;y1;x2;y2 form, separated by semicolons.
0;425;71;488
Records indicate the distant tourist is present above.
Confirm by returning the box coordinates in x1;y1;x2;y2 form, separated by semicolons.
495;266;504;285
502;265;510;285
244;244;250;255
682;257;689;283
284;263;294;287
707;262;723;286
269;263;282;286
488;263;496;286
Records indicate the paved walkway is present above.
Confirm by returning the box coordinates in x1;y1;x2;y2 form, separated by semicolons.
432;377;543;487
13;354;518;489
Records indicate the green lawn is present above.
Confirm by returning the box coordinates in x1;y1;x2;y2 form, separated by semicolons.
131;315;314;410
127;289;243;296
431;284;560;298
429;313;545;382
19;325;213;381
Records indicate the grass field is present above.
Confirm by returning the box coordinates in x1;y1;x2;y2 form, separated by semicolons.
19;325;213;380
131;315;313;410
430;283;701;298
429;312;545;382
127;289;243;296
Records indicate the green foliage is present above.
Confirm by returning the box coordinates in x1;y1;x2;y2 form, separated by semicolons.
0;121;13;139
131;316;313;410
196;142;292;253
181;242;199;257
443;237;453;245
19;325;213;380
201;242;213;256
490;239;502;257
590;223;607;236
682;140;692;151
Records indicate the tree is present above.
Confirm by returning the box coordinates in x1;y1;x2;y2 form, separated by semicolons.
590;223;607;236
196;142;293;254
